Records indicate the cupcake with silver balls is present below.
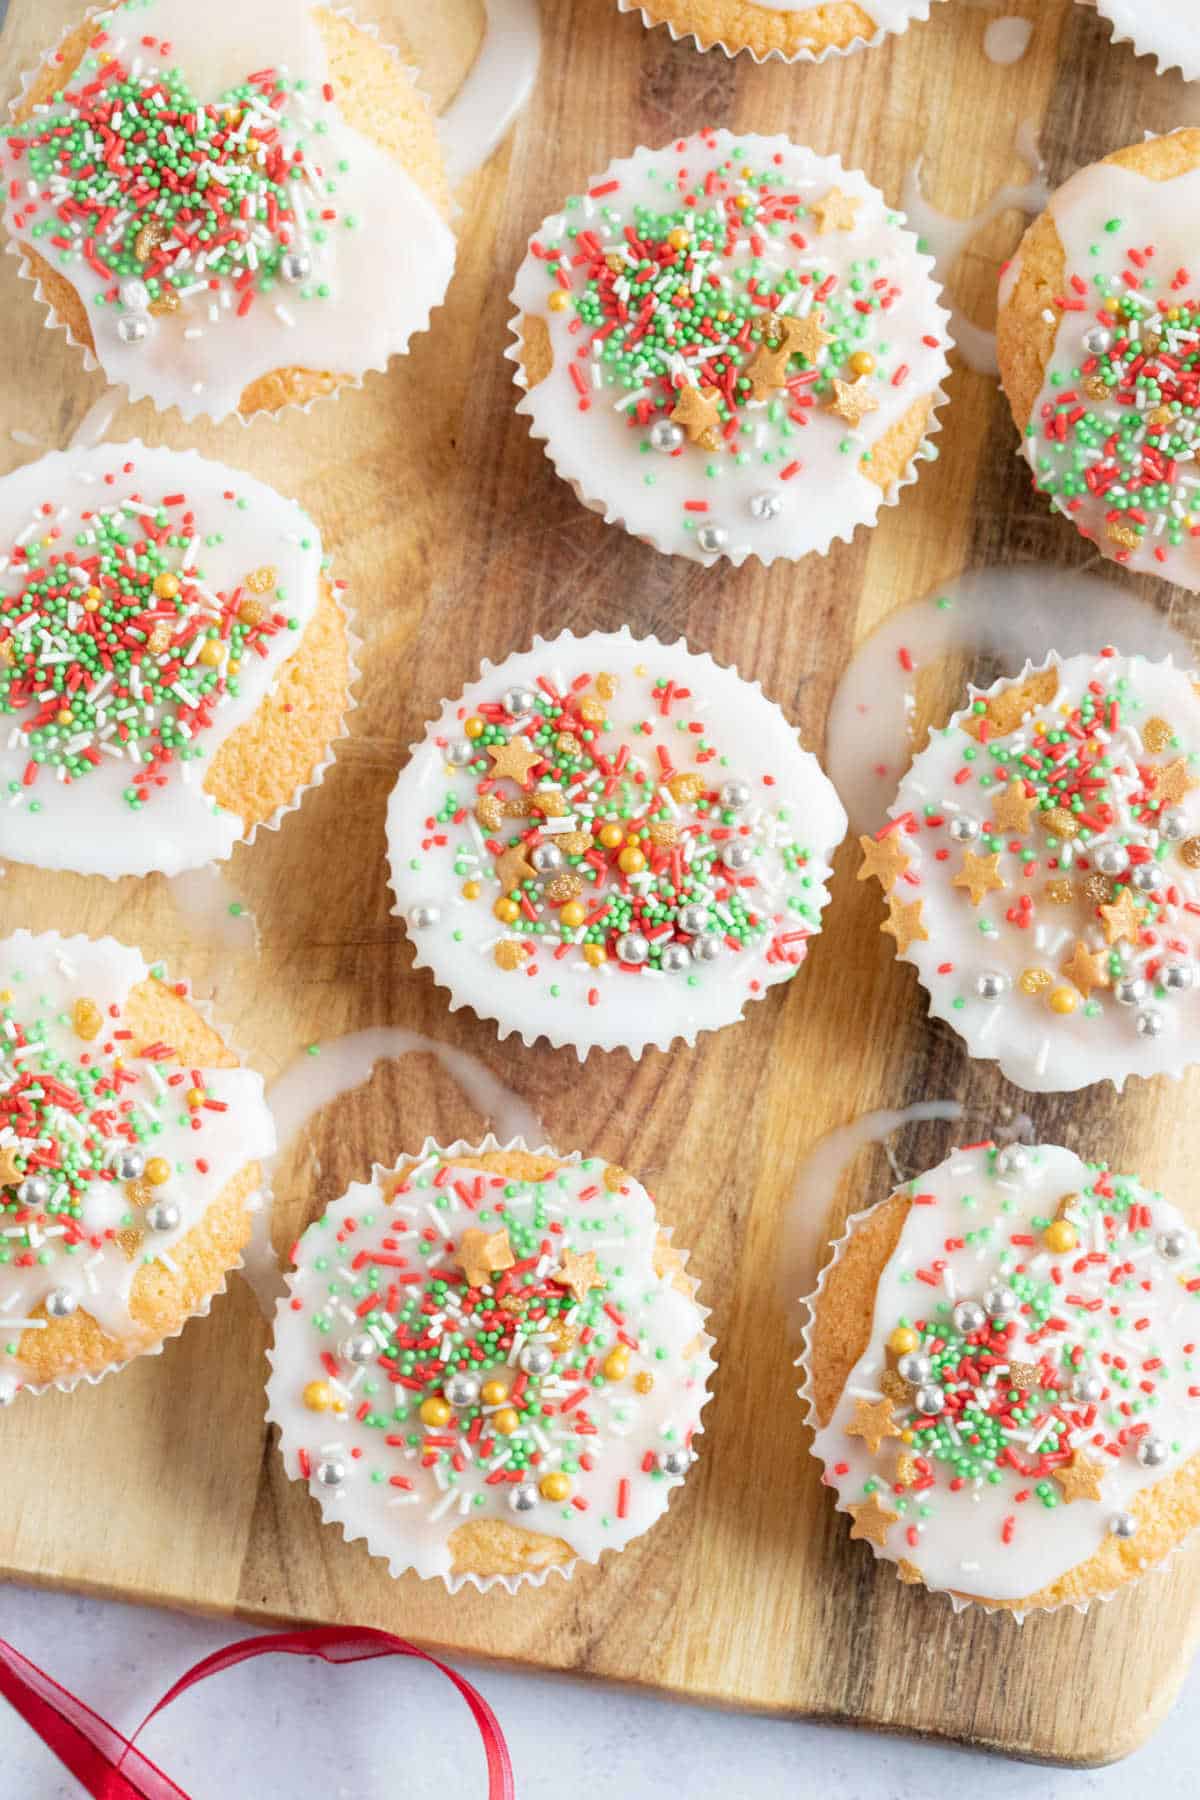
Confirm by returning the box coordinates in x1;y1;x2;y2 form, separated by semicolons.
0;930;274;1400
266;1138;714;1590
386;628;846;1056
509;128;950;564
802;1140;1200;1613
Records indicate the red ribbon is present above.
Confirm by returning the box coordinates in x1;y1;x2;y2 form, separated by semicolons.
0;1625;514;1800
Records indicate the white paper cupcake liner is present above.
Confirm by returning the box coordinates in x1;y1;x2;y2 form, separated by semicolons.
264;1132;716;1594
0;438;359;884
796;1171;1200;1621
5;7;456;427
0;932;275;1404
615;0;937;65
507;138;952;567
1087;1;1200;83
386;625;848;1058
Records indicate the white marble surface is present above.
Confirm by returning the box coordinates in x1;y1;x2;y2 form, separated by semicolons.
0;1580;1198;1798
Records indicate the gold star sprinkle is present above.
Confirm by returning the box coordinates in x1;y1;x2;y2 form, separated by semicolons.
670;382;723;450
553;1247;605;1305
1061;940;1109;1001
881;896;928;956
991;780;1036;835
1099;888;1142;946
827;376;879;427
494;844;536;892
952;850;1007;907
810;187;861;233
845;1396;902;1456
847;1492;898;1547
487;736;542;787
457;1227;515;1290
744;313;831;400
1054;1451;1105;1504
1151;757;1197;810
857;832;911;893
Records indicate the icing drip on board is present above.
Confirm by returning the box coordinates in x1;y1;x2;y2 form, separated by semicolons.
824;565;1194;836
983;16;1032;65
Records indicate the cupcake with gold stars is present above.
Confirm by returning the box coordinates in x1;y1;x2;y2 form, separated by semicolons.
803;1139;1200;1613
616;0;942;63
0;929;275;1400
509;128;951;564
862;649;1200;1094
386;628;847;1057
0;442;352;878
3;0;456;421
266;1138;714;1590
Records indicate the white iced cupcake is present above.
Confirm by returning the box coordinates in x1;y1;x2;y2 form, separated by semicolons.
266;1139;714;1591
0;442;351;879
510;130;951;564
386;628;847;1057
3;0;456;421
1090;3;1200;81
862;650;1200;1094
804;1141;1200;1613
616;0;940;64
0;929;275;1399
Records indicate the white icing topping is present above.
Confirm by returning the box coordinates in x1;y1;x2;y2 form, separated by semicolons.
3;0;456;420
1094;1;1200;80
386;628;847;1057
884;650;1200;1094
0;442;327;878
266;1139;714;1586
1020;148;1200;589
810;1144;1200;1604
0;930;275;1385
510;131;950;564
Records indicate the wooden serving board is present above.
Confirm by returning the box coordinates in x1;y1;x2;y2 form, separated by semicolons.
3;0;1200;1768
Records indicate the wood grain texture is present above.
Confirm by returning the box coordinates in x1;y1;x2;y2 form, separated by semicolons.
3;0;1200;1767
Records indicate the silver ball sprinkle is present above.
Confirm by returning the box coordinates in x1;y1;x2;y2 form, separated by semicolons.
509;1482;539;1513
984;1283;1019;1318
1131;863;1159;893
519;1342;554;1377
677;903;709;937
660;942;692;974
145;1200;181;1233
281;249;313;283
1162;807;1190;843
341;1332;376;1364
119;278;150;312
696;525;728;557
953;1300;987;1335
1163;962;1194;994
531;841;565;876
0;1376;16;1408
1136;1434;1169;1468
723;841;754;872
111;1148;145;1183
1095;843;1130;877
1157;1227;1190;1261
410;904;440;930
615;932;650;965
896;1351;933;1385
748;490;782;521
914;1384;945;1416
950;815;981;843
691;933;723;964
1073;1371;1104;1404
1084;325;1114;356
1114;976;1146;1007
719;780;751;812
994;1144;1028;1178
17;1175;50;1208
1109;1511;1138;1539
649;419;684;454
44;1287;78;1319
658;1447;692;1477
1135;1007;1165;1039
445;739;475;768
315;1457;346;1487
117;312;150;345
503;686;537;718
444;1371;481;1409
975;969;1009;1002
